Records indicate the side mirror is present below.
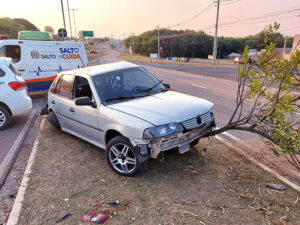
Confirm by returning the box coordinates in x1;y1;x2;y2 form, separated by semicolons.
75;97;96;108
163;83;170;89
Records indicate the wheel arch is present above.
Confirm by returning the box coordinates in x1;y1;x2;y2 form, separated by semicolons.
0;102;12;115
105;129;122;146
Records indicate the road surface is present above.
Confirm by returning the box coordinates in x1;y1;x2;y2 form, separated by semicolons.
0;93;46;165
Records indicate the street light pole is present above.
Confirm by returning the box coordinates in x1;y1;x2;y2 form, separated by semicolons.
70;9;78;39
157;25;160;59
66;0;73;38
60;0;67;31
212;0;220;64
131;33;135;54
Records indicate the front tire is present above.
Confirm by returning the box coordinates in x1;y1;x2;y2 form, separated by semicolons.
106;135;146;176
0;106;11;131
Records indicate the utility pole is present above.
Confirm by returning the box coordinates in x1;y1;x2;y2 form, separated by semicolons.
66;0;73;38
131;33;135;54
283;35;287;54
157;25;160;59
212;0;220;64
60;0;67;31
70;9;78;39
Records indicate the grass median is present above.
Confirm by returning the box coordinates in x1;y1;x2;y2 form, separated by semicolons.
119;53;236;68
18;120;300;224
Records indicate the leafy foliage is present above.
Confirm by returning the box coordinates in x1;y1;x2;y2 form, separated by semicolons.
212;24;300;169
124;28;293;58
0;17;39;39
44;25;54;34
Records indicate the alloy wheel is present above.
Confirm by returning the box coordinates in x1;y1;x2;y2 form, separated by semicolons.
0;111;6;127
109;143;137;174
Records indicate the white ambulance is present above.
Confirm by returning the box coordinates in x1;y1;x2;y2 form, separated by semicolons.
0;37;88;92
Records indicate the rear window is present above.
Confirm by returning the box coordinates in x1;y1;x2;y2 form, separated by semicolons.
0;45;21;63
0;68;5;77
9;63;20;76
59;74;73;99
50;75;62;94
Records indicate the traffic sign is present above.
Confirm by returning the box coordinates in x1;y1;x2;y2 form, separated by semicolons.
58;28;67;38
82;31;94;37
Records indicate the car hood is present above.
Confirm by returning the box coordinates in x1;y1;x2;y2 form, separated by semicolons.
108;91;213;126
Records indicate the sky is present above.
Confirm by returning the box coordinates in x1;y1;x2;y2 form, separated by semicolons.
0;0;299;38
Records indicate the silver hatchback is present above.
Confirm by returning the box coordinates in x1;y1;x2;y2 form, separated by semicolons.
46;61;215;176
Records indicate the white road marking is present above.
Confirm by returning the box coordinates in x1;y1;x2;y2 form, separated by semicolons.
192;84;207;89
216;127;240;142
296;112;300;116
7;118;46;225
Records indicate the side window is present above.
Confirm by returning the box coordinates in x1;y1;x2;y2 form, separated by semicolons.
0;68;5;77
73;76;93;100
0;45;21;63
59;75;73;99
50;75;62;94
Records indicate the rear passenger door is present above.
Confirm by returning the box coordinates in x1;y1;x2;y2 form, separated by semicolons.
56;74;101;147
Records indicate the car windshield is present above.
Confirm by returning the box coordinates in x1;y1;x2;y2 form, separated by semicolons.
93;67;166;104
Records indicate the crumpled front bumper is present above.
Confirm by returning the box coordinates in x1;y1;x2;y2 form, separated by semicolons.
148;120;216;158
131;120;216;161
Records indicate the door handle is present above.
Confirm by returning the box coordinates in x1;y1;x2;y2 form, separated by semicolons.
19;69;25;72
69;107;75;112
51;100;55;104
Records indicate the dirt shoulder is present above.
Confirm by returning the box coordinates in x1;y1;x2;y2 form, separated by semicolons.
18;121;300;225
119;53;236;68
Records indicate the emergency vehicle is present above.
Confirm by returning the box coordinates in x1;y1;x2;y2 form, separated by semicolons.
0;31;88;92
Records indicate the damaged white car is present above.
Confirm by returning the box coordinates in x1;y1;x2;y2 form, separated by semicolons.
46;61;215;176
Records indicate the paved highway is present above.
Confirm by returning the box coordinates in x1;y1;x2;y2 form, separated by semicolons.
0;93;46;165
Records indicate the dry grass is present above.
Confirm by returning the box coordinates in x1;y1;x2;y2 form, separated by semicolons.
19;121;300;224
119;53;235;68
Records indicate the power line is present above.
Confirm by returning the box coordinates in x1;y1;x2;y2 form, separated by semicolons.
164;2;214;29
199;7;300;31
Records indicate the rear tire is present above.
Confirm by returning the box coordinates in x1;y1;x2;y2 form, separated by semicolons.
47;111;61;130
106;135;146;176
0;106;10;131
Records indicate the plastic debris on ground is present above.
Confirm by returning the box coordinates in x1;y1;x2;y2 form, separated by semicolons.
81;211;109;224
55;212;71;224
266;184;286;190
107;200;120;205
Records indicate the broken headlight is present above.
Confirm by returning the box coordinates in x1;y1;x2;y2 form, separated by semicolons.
143;123;183;139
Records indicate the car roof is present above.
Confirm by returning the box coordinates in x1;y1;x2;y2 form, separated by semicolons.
73;61;139;76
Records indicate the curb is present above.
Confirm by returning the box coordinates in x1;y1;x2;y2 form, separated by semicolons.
0;110;38;188
215;135;300;193
6;117;46;225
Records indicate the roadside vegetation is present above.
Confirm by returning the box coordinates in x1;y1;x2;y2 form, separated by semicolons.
0;17;38;38
211;24;300;169
19;121;300;225
123;28;293;59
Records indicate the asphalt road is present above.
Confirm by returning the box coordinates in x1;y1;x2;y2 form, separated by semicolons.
0;93;47;167
137;62;239;82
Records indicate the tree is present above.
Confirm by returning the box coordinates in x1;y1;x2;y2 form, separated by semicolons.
44;25;54;34
211;24;300;169
12;18;38;30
